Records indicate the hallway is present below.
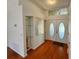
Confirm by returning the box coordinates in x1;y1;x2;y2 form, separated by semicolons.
7;40;68;59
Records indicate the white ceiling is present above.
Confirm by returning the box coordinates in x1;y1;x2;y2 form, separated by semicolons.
30;0;70;11
49;0;70;10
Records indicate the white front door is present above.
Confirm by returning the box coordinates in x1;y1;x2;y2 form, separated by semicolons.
48;16;69;44
54;19;69;43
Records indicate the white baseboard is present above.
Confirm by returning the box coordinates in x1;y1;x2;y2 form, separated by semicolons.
32;40;45;50
8;46;26;58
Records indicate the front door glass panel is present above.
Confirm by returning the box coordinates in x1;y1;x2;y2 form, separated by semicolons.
49;23;54;37
59;22;65;39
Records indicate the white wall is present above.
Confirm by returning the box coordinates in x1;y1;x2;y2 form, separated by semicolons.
68;4;71;59
68;19;71;59
22;0;46;50
32;17;44;49
7;0;25;57
8;0;48;57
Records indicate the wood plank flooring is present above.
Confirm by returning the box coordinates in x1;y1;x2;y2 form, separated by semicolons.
7;40;68;59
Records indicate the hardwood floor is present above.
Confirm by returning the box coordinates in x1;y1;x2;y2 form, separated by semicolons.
7;40;68;59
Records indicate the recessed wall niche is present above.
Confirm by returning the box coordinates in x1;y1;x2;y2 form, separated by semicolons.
35;17;44;35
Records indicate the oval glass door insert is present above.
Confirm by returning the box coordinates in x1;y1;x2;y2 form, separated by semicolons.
59;22;65;39
49;23;54;37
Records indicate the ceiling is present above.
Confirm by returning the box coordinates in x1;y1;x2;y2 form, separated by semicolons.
30;0;70;11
